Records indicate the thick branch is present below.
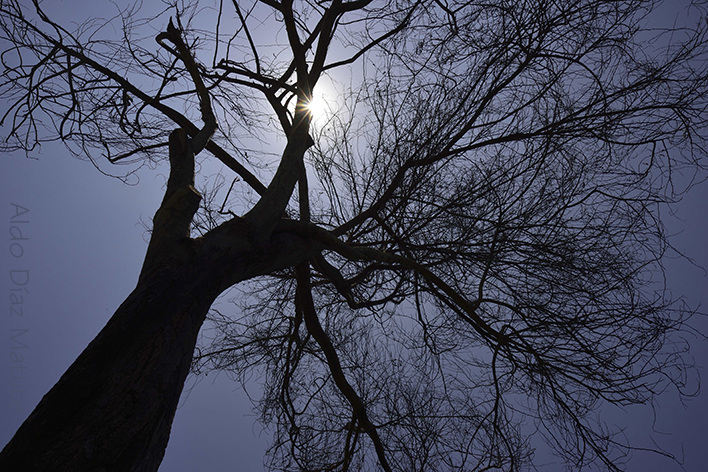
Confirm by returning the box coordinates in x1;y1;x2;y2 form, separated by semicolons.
243;109;311;240
156;18;217;154
139;128;200;281
295;262;392;472
281;1;310;92
277;219;506;344
307;0;342;85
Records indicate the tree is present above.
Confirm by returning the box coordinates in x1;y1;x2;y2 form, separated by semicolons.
1;0;707;470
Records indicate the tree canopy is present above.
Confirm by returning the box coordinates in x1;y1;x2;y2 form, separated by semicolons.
1;0;707;471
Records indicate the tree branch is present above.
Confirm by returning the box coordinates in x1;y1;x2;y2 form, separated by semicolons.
156;18;217;154
295;262;393;472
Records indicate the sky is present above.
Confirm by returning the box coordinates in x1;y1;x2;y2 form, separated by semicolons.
1;1;707;471
1;139;706;472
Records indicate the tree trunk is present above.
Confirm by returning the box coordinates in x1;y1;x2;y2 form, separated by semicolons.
0;264;222;471
0;128;316;471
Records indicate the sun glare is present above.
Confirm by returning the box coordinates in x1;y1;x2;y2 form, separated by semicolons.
305;91;330;122
301;78;339;125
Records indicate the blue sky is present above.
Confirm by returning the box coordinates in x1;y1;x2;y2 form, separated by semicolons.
1;108;707;472
0;146;269;471
1;1;707;471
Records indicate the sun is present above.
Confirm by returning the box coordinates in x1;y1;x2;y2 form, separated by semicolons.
304;91;330;122
301;78;338;125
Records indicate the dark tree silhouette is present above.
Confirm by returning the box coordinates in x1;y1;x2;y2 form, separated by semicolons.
1;0;707;470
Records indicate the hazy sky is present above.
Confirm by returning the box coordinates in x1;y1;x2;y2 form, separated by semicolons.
2;140;706;472
1;1;707;471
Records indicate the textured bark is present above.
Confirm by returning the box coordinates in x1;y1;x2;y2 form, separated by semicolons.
0;265;222;471
0;128;316;471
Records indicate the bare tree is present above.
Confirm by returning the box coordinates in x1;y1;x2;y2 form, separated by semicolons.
1;0;707;470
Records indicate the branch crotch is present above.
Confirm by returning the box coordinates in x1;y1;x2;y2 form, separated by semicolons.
140;128;201;281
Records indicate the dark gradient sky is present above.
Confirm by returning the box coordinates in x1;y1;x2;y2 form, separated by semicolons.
2;111;707;472
1;1;707;471
5;141;708;472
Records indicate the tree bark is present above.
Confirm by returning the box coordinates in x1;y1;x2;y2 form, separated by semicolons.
0;264;222;471
0;129;317;471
